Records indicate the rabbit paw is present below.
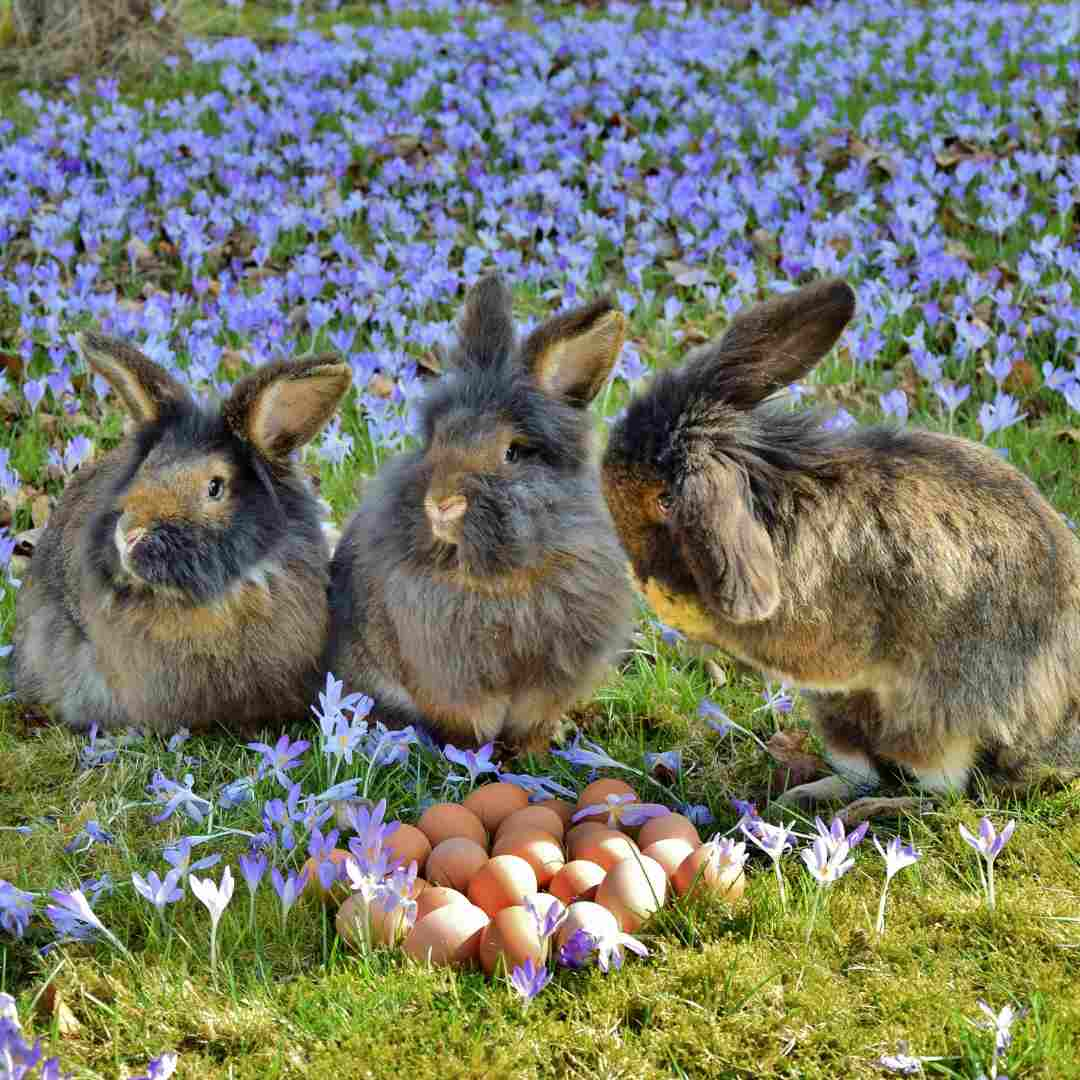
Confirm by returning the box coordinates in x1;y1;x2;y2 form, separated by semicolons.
776;774;860;808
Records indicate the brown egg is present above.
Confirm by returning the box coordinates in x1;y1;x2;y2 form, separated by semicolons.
494;805;565;844
417;803;487;850
637;812;701;850
403;902;489;967
596;854;668;932
467;855;538;917
549;860;607;905
337;877;426;949
577;830;640;872
642;838;697;880
425;838;489;891
416;885;469;922
576;778;637;813
302;848;353;904
383;823;433;875
536;799;575;827
463;783;530;832
565;821;611;861
673;842;747;902
554;900;619;953
492;827;566;887
478;905;545;976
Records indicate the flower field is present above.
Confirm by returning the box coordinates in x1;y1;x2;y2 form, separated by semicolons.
2;2;1080;1077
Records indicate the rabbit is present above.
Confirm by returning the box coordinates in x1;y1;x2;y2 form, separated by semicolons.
602;276;1080;806
325;273;635;757
12;332;352;738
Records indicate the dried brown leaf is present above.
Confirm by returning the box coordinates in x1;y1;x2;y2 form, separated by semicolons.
766;730;828;790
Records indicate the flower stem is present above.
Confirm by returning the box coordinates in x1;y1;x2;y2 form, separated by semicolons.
209;924;218;977
875;880;890;935
774;857;787;912
987;859;996;912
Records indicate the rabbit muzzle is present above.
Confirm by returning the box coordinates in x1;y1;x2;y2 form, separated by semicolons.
424;493;468;544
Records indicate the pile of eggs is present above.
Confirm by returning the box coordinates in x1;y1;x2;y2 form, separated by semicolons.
331;779;745;974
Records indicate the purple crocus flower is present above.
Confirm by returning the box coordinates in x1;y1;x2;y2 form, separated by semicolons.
557;928;596;970
163;837;221;882
0;880;35;939
238;851;268;896
270;866;309;925
127;1051;179;1080
643;750;682;777
509;958;552;1007
698;698;731;735
246;734;310;788
64;820;115;854
570;794;669;830
960;817;1016;910
552;735;629;773
131;869;184;913
444;741;500;785
148;771;212;824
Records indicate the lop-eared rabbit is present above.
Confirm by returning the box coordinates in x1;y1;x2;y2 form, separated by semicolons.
602;278;1080;804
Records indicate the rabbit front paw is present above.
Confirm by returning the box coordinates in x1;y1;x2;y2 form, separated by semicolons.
775;774;864;808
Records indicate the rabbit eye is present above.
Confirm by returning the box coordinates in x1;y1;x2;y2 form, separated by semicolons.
505;444;523;464
656;492;672;517
207;477;226;500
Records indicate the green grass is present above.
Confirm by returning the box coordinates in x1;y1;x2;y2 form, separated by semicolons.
2;2;1080;1078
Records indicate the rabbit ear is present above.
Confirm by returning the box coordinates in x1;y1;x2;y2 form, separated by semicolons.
674;463;779;624
521;297;626;406
457;273;516;368
710;278;855;406
77;332;191;424
224;355;352;460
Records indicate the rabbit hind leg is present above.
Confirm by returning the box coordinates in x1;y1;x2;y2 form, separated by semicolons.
777;691;883;807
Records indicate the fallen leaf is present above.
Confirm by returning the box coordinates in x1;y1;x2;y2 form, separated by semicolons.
37;985;81;1037
705;659;727;687
766;730;828;790
1003;360;1038;395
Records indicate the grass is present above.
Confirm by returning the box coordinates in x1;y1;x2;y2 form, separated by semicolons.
2;1;1080;1078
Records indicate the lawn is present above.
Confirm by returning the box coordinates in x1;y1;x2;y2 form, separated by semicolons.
2;1;1080;1077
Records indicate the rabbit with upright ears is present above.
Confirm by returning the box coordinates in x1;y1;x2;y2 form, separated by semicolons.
602;277;1080;804
13;334;352;737
325;273;634;756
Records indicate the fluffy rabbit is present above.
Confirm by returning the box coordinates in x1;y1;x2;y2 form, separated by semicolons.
602;277;1080;804
325;274;634;755
13;333;352;737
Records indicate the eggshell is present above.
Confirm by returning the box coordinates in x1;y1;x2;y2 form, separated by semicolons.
302;848;354;904
576;778;637;812
536;799;575;827
478;906;545;976
554;900;620;952
673;842;747;902
417;803;487;850
596;854;668;932
403;902;490;967
463;783;530;832
565;821;611;860
637;812;700;850
416;885;469;921
492;827;565;887
466;855;538;917
549;860;607;905
425;838;489;891
383;823;433;874
337;877;426;948
642;838;697;880
576;830;640;872
494;805;565;844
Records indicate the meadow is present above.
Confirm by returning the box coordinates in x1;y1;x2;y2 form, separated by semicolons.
2;1;1080;1077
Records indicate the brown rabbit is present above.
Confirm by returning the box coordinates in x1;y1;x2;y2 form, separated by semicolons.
13;333;351;737
325;274;634;757
602;277;1080;804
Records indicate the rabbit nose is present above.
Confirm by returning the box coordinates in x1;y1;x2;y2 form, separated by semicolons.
426;494;467;526
124;527;147;552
